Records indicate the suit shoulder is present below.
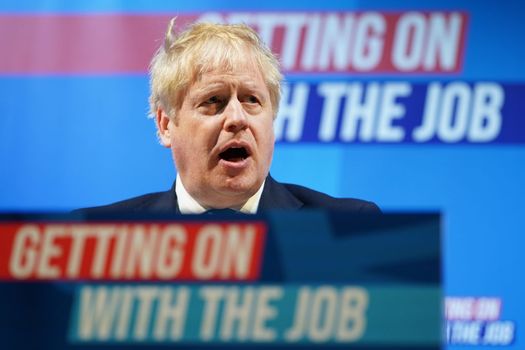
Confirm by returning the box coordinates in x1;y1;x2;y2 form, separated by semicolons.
73;191;171;214
283;183;381;213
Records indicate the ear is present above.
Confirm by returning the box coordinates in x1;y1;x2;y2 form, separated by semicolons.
155;108;172;148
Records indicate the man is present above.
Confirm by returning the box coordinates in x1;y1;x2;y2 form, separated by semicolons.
80;19;379;214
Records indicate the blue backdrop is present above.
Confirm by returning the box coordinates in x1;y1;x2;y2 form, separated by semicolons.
0;1;523;349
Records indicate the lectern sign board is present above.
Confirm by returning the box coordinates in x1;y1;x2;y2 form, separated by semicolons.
0;212;441;350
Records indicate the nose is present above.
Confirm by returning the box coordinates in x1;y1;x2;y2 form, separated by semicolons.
223;98;248;133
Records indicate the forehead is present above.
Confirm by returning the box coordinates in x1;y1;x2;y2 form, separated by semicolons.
189;55;268;92
197;67;264;88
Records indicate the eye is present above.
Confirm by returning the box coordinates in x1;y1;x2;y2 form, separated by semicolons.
204;95;222;105
197;95;227;115
244;95;260;104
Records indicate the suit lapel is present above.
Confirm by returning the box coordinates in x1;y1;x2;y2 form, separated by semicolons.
149;181;180;214
258;175;303;211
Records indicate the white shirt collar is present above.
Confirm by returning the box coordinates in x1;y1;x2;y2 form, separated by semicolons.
175;174;265;214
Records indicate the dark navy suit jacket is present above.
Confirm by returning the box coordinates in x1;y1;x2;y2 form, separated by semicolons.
77;176;380;214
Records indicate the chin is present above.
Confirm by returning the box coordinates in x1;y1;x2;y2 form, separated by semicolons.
220;174;260;196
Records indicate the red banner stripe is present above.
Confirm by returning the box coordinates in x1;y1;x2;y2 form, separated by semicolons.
0;12;467;74
0;222;267;281
0;14;196;74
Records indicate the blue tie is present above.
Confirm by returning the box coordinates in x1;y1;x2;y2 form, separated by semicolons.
204;208;238;215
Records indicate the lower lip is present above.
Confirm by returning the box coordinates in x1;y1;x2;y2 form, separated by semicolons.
219;157;250;170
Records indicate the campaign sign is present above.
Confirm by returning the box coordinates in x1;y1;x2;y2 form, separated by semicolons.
0;212;441;349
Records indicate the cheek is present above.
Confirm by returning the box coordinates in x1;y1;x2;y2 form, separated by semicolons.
175;122;218;162
266;137;275;163
257;121;275;161
169;127;196;167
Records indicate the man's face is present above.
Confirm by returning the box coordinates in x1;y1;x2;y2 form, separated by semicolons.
157;60;275;209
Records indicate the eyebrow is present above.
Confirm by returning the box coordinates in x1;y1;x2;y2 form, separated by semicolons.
191;79;267;100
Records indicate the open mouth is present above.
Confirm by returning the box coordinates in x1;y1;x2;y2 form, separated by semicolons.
219;147;249;163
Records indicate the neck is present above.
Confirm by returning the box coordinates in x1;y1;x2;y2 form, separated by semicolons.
176;175;265;214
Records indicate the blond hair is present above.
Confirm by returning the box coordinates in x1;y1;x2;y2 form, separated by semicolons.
149;19;282;118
